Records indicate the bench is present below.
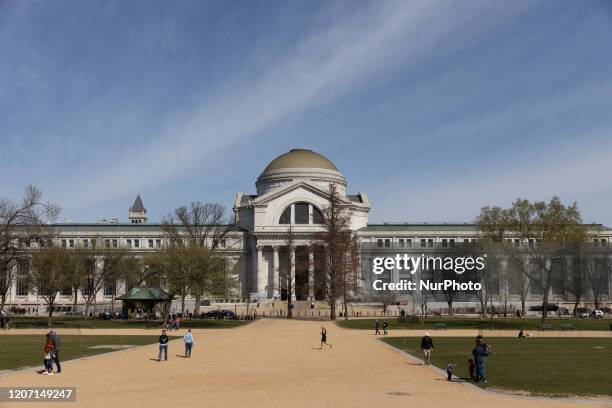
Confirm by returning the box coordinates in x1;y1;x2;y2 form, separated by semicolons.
433;322;447;330
539;324;554;331
560;323;574;331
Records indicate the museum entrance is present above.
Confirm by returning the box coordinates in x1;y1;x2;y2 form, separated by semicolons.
277;246;311;301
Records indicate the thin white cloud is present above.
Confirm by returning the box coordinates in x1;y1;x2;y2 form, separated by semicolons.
373;136;612;225
55;0;530;211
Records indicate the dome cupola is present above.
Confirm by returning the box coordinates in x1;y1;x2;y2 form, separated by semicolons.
256;149;346;195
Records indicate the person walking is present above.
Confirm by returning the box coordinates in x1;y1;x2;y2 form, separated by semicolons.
472;337;491;383
42;333;54;375
446;362;458;381
158;330;169;361
320;327;332;349
183;329;194;358
382;321;388;335
374;319;381;335
49;329;61;374
420;332;434;365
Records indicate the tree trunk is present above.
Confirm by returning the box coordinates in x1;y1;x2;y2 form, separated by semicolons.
181;295;186;315
194;294;201;316
447;301;453;316
47;303;54;328
521;297;526;316
343;297;348;321
329;300;336;320
84;299;91;319
287;281;293;319
541;288;550;325
73;293;78;315
1;294;6;310
572;297;580;317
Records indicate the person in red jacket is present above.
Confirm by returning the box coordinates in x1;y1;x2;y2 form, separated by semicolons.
42;333;54;375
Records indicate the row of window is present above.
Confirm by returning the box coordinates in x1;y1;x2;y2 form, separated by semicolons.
376;238;478;248
60;238;163;249
20;237;228;250
15;281;117;297
377;237;609;249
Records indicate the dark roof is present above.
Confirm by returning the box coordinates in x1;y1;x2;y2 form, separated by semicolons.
130;195;146;212
361;223;477;232
346;194;362;203
116;287;172;301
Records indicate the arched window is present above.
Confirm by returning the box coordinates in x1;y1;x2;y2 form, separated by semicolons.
313;206;324;224
295;203;309;224
278;202;325;225
279;206;291;224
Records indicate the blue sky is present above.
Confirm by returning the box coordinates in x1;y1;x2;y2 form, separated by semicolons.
1;0;611;225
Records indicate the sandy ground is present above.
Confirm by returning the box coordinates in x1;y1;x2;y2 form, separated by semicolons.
0;320;610;408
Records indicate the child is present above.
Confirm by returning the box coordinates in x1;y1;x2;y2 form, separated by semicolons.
446;362;457;381
468;358;475;380
320;327;332;350
43;333;54;375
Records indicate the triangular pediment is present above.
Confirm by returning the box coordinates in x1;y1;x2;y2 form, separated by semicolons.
251;181;349;206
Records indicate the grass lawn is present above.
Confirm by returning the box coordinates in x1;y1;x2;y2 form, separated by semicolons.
0;335;167;371
6;317;248;329
337;317;612;331
382;336;612;397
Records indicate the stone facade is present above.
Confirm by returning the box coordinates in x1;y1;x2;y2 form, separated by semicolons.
6;148;612;313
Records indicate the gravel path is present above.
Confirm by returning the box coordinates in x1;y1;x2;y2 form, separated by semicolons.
1;319;609;408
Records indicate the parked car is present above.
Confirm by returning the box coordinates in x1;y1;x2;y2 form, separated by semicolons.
579;309;605;319
201;309;237;320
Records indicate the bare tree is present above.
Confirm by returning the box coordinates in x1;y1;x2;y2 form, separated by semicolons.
80;245;127;319
438;267;459;316
162;202;235;315
415;289;432;318
188;246;237;314
566;251;587;316
505;254;530;316
154;246;190;315
313;183;357;320
0;186;60;309
586;256;610;310
65;245;89;314
370;290;397;315
279;225;296;318
29;245;71;326
341;234;362;319
118;256;147;290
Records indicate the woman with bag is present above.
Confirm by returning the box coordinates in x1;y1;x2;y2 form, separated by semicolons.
42;332;55;375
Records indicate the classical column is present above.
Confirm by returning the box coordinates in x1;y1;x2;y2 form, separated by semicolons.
290;246;296;301
256;245;265;297
308;247;315;301
273;246;280;299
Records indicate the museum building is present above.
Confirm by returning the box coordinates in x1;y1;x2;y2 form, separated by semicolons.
8;149;612;312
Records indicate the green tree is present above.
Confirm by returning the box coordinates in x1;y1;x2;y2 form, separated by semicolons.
476;197;587;325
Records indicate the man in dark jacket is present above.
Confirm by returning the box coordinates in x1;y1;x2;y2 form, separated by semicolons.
50;329;61;374
158;330;169;361
420;332;434;365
